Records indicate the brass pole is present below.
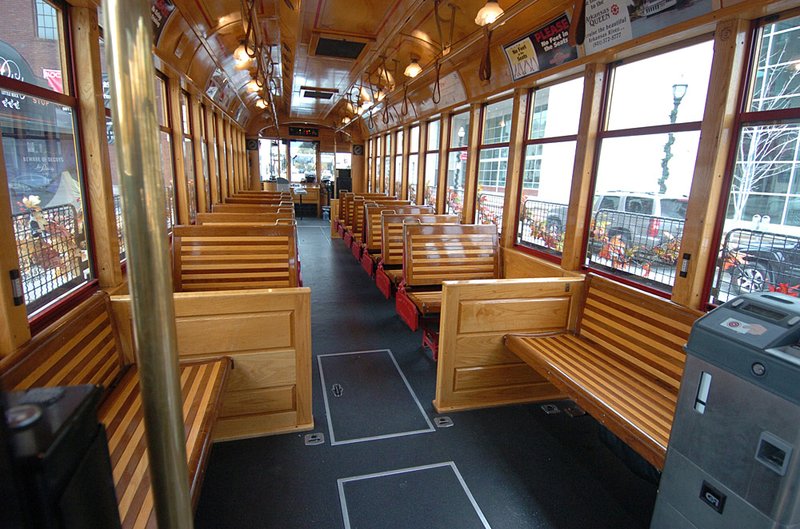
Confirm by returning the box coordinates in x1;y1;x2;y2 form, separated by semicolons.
102;1;194;528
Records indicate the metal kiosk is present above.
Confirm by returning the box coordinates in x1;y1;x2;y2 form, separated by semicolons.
652;292;800;529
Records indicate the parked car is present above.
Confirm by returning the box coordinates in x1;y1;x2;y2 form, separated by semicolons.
592;191;688;247
729;232;800;294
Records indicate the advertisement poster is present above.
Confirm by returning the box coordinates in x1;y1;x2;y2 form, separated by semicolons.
585;0;712;55
151;0;176;45
503;14;577;82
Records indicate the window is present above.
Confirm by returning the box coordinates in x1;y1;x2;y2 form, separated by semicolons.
446;111;470;217
199;104;211;212
35;0;58;41
409;125;420;203
289;140;317;183
367;141;373;191
1;3;95;314
476;98;513;229
155;75;177;230
384;133;391;194
516;77;583;257
374;136;382;192
711;14;800;304
424;120;440;208
180;91;197;222
587;40;713;293
395;129;404;198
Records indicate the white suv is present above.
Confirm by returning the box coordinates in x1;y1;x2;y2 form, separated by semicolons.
592;191;688;246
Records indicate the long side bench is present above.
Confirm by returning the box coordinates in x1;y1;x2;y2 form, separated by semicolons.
396;223;500;358
0;291;230;529
172;224;300;291
375;214;459;298
359;205;434;276
504;273;703;470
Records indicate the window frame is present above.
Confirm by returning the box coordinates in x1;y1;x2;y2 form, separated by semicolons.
475;96;514;229
445;110;470;217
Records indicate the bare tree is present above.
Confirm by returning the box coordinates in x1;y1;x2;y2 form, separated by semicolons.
729;37;800;223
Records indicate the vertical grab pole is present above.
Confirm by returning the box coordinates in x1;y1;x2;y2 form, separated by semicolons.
102;1;194;528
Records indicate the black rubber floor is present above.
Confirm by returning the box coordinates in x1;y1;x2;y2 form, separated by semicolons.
195;217;658;529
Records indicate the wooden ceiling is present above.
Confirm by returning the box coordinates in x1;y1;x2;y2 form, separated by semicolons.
153;0;515;134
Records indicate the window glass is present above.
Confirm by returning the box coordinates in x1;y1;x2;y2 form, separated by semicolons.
427;120;440;150
409;126;420;153
180;91;196;222
2;91;94;313
424;152;438;207
159;131;176;229
606;41;712;130
446;151;467;217
712;14;800;304
529;80;584;140
395;155;403;199
375;157;381;192
476;99;513;229
396;130;403;155
289;140;316;183
482;99;513;144
3;0;67;94
384;154;391;194
408;153;419;203
587;41;713;292
450;112;470;148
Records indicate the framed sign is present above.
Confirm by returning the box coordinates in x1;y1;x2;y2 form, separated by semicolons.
503;14;577;82
352;144;364;156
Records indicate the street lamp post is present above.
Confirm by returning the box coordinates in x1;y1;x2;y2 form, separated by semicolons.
659;83;688;194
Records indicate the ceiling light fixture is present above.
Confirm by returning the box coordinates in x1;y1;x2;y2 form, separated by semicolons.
404;57;422;78
474;0;504;26
246;79;260;92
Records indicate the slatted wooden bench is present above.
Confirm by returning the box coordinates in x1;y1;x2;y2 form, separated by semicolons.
395;223;499;358
172;224;300;291
349;199;412;260
225;196;290;205
339;193;392;242
503;273;703;470
375;214;459;298
0;291;230;529
195;211;295;226
359;205;434;276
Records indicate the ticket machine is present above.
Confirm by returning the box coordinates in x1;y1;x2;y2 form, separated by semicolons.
651;292;800;528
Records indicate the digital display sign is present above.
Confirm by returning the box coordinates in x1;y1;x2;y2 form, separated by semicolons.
288;126;319;137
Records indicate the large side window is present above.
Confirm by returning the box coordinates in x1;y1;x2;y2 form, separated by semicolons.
516;77;583;257
155;75;177;230
711;14;800;303
408;125;420;203
587;40;713;293
395;129;404;199
424;119;440;208
383;133;391;194
180;90;197;222
476;98;513;229
1;1;95;314
446;111;470;217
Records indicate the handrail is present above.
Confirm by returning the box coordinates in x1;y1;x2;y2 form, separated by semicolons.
103;1;194;527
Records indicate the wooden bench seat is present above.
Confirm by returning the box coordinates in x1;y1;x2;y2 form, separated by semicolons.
375;213;459;298
172;224;300;291
212;203;294;214
359;205;433;276
0;291;231;529
396;223;499;358
504;274;702;469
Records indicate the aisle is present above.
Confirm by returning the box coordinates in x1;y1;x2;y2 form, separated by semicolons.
195;217;657;529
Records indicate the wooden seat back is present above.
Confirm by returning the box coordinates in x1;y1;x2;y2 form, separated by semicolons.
234;191;290;198
364;205;434;251
577;274;701;395
402;223;499;286
225;196;287;205
172;224;299;291
381;214;459;266
196;212;295;226
344;193;392;228
0;291;127;392
212;204;295;215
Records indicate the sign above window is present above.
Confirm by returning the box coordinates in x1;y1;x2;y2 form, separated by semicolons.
289;126;319;137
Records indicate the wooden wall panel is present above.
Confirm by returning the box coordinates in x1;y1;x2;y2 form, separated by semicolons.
502;248;579;279
111;288;313;441
434;277;584;412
